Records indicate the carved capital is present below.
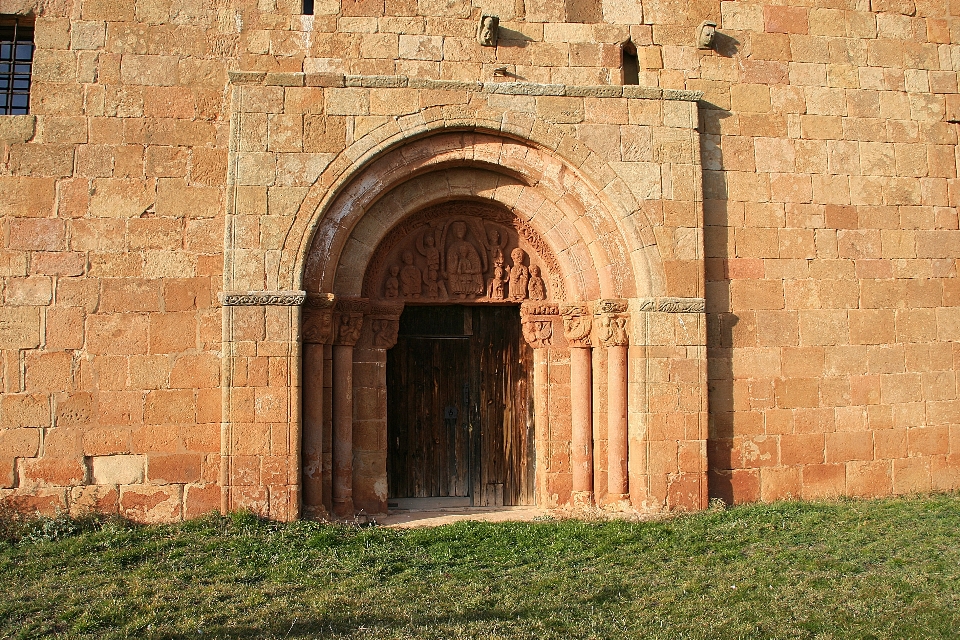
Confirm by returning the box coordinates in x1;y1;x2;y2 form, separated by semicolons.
370;317;400;349
334;298;369;346
303;309;334;344
367;301;403;350
522;319;554;349
561;303;592;348
595;313;630;348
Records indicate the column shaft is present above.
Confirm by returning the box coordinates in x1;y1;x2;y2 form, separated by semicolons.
332;344;354;517
570;346;594;505
607;344;629;499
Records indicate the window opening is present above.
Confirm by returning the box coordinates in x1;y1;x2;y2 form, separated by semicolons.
622;40;640;86
0;15;34;115
302;0;314;15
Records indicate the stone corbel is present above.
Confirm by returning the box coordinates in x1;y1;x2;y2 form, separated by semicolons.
302;293;336;344
366;302;404;350
595;299;630;348
560;302;593;348
334;298;369;346
520;301;559;349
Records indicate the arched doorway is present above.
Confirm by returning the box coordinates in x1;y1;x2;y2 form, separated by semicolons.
387;305;534;508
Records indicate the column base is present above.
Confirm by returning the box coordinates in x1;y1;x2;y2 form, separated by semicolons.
602;493;631;511
571;490;595;509
332;498;355;519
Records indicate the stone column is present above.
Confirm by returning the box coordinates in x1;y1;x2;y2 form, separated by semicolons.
331;298;367;518
353;302;402;514
562;303;594;508
521;302;561;506
301;293;335;520
597;300;630;505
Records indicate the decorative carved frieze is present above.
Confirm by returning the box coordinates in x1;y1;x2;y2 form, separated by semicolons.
561;303;592;348
363;201;562;303
595;299;628;315
222;290;306;306
632;297;706;313
657;297;706;313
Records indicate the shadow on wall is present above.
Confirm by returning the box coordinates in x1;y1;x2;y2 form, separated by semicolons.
698;101;741;505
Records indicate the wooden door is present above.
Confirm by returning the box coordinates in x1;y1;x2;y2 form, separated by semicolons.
386;305;534;505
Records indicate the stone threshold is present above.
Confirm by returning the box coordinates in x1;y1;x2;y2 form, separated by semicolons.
227;71;703;102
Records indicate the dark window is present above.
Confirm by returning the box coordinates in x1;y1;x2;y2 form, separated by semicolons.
0;15;34;115
302;0;314;15
622;41;640;86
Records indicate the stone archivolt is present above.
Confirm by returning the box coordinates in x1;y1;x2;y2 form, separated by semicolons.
362;201;561;304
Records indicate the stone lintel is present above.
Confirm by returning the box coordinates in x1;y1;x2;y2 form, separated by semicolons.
227;72;704;102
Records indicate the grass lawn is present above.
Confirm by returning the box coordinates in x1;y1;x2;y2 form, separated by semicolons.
2;494;959;639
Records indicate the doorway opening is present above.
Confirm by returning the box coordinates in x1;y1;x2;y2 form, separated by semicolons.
386;305;534;507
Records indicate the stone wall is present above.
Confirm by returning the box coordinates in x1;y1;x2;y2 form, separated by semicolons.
1;0;958;520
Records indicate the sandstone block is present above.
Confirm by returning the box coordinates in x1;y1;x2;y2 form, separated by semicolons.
19;457;87;488
91;454;145;485
120;484;183;523
184;483;220;518
0;307;40;349
147;453;202;484
5;277;53;306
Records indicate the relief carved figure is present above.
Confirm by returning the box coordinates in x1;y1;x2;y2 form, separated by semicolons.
416;229;441;272
445;220;485;298
528;265;546;300
399;251;422;298
487;258;509;300
423;263;447;299
508;247;529;301
384;265;400;298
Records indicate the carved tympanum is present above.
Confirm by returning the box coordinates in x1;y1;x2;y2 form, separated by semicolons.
364;202;560;303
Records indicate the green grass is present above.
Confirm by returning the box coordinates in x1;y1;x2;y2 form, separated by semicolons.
2;494;960;639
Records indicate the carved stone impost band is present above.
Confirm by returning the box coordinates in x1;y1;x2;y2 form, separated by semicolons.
334;298;369;346
595;299;630;348
222;290;306;306
520;301;559;349
560;302;593;348
634;297;706;313
367;301;404;350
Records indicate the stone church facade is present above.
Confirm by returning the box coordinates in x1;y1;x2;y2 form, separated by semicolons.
1;0;958;522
